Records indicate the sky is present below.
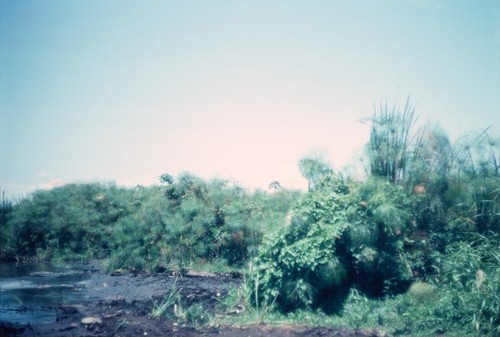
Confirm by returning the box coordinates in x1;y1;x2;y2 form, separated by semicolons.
1;0;499;198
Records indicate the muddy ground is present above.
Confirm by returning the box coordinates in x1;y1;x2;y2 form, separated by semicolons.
1;264;381;337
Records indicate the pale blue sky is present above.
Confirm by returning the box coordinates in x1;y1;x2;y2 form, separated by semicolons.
1;1;499;197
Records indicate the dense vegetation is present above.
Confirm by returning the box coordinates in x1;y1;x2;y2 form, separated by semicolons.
248;102;499;336
1;101;498;336
0;175;299;271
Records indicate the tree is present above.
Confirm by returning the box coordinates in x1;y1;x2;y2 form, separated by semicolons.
159;173;174;185
298;154;332;191
268;181;282;192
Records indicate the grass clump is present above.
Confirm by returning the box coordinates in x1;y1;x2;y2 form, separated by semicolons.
151;277;181;318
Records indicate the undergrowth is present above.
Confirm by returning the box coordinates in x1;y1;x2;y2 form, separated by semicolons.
215;276;498;336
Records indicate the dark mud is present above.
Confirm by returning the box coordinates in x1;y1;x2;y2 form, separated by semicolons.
1;265;381;337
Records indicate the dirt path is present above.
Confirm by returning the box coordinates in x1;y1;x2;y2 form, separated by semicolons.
2;266;381;337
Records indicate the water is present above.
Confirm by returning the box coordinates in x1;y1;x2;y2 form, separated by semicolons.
0;262;91;325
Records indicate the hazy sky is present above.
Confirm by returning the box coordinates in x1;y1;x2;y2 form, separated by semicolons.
1;1;499;197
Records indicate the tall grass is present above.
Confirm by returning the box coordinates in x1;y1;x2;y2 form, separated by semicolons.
366;97;416;184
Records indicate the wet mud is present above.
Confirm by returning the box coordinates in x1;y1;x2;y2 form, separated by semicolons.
1;265;381;337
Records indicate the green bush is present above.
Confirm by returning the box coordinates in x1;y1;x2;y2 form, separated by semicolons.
2;174;298;269
1;183;137;261
106;174;299;272
248;175;354;313
349;178;415;296
430;234;500;336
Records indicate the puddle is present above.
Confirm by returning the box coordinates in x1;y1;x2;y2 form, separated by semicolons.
0;262;90;325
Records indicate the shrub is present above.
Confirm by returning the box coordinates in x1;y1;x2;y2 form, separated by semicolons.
107;174;299;272
430;234;500;336
248;175;354;313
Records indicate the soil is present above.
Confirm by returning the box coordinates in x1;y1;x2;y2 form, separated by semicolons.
1;264;382;337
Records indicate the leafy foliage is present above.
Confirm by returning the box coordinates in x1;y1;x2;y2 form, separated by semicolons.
1;183;136;261
298;154;333;191
430;234;500;335
247;99;498;335
348;178;414;296
1;175;299;273
248;175;354;312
